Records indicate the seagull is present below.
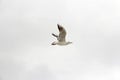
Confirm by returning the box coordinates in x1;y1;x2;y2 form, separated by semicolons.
51;24;72;46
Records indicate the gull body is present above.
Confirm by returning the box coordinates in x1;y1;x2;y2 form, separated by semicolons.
51;24;72;46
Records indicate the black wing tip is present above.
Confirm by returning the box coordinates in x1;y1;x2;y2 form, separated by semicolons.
57;24;63;31
52;33;58;38
51;33;55;36
57;24;62;27
52;33;54;35
57;24;60;26
57;24;60;28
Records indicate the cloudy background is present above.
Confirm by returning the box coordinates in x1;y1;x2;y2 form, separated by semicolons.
0;0;120;80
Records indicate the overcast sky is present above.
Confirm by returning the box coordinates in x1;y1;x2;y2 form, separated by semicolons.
0;0;120;80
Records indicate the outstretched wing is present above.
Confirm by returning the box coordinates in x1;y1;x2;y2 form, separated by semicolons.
57;24;66;42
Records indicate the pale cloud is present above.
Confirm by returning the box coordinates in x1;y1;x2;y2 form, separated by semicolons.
0;0;120;80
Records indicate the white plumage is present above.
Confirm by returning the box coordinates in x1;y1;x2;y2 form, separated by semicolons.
51;24;72;46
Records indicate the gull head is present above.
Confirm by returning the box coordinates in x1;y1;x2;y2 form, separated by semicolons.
51;41;57;45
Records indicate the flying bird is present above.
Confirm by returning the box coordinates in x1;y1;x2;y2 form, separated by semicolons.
51;24;72;45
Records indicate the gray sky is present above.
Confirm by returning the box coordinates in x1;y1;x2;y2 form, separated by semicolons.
0;0;120;80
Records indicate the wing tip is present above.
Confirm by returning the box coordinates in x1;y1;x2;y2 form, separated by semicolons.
57;24;63;31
